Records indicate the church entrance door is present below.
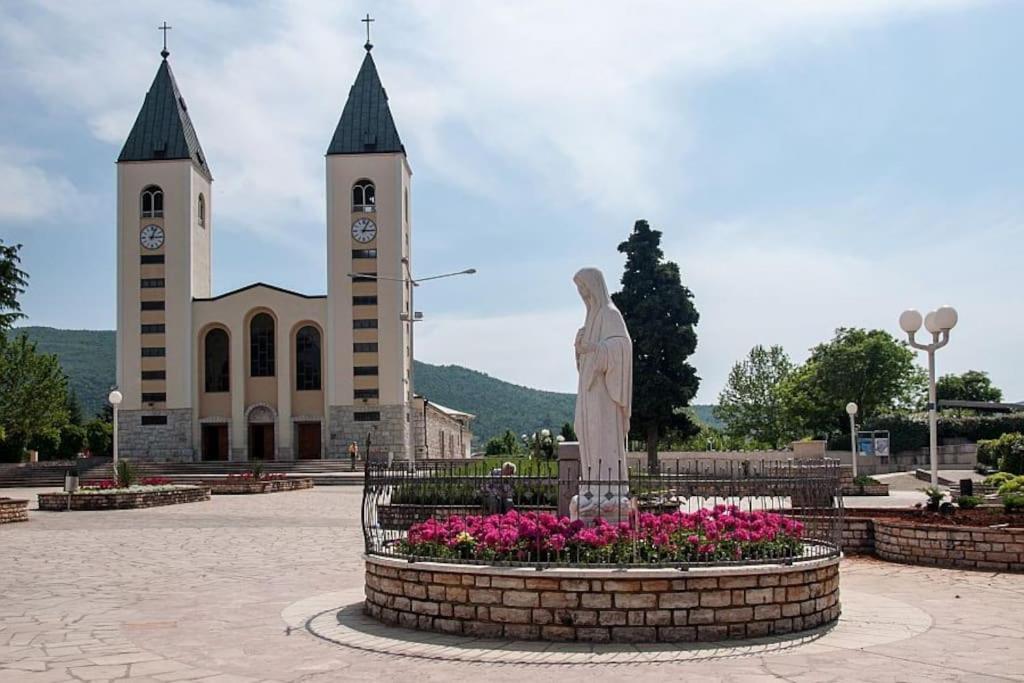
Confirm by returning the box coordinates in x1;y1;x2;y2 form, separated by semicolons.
296;423;321;460
249;424;275;461
201;425;228;461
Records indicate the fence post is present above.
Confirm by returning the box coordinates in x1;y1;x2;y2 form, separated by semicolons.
557;441;580;518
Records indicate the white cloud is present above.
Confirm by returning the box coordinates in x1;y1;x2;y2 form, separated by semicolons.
0;0;984;236
0;154;84;223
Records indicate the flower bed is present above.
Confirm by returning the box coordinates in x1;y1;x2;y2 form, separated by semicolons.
364;554;841;643
0;497;29;524
399;506;806;565
204;477;314;495
38;485;209;511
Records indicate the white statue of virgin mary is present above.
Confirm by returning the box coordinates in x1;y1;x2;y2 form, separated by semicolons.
570;267;633;521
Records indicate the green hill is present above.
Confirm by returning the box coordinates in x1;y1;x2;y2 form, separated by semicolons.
11;326;719;444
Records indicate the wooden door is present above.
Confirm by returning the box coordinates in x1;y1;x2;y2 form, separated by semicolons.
297;423;320;460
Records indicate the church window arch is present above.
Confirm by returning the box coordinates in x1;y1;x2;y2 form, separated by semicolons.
197;193;206;227
249;313;275;377
204;328;230;392
352;179;375;211
295;325;321;391
141;185;164;218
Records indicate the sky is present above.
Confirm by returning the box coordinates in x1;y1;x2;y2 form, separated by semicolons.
1;0;1022;403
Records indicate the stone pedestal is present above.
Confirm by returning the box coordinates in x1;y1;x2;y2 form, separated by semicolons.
557;442;580;517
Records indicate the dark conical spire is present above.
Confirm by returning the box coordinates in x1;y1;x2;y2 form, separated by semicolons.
118;58;212;179
327;51;404;156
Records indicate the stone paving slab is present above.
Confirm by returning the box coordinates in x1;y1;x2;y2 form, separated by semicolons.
1;487;1023;682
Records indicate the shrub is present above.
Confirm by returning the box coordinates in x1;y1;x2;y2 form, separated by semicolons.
996;476;1024;497
978;433;1024;475
27;430;61;459
860;413;1024;454
85;420;112;457
984;472;1014;487
1002;493;1024;513
920;485;946;511
58;424;87;459
955;495;981;509
853;475;880;486
115;460;136;488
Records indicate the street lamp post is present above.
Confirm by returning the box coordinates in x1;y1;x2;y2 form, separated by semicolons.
108;390;123;476
898;305;958;486
845;402;858;479
348;267;476;467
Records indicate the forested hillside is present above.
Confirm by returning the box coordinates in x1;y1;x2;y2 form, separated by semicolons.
12;327;720;443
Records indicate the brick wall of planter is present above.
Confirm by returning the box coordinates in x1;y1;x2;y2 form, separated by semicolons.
204;478;314;495
0;498;28;523
364;555;840;643
874;519;1024;572
37;486;210;511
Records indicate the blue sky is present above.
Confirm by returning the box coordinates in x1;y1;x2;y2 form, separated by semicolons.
1;1;1021;402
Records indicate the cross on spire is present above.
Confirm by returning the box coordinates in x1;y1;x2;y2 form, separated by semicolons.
158;21;172;59
362;13;374;51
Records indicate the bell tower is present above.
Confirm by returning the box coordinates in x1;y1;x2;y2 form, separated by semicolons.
325;38;413;460
114;45;212;460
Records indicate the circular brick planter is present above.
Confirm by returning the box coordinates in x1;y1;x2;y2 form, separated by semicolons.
874;519;1024;572
38;485;210;511
364;553;840;643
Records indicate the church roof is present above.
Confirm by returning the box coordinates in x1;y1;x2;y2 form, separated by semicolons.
118;57;212;180
327;51;405;156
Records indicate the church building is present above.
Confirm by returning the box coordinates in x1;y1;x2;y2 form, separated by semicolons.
113;37;473;462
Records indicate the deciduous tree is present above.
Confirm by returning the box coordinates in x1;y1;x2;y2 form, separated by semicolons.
715;345;796;448
781;328;924;437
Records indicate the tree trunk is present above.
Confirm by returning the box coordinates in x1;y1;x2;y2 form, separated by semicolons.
646;422;659;474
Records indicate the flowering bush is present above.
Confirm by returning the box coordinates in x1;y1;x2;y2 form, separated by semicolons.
398;505;805;564
81;477;173;490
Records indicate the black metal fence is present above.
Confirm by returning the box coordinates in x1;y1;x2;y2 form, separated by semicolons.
361;457;843;569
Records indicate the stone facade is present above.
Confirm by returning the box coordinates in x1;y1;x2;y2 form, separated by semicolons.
364;555;840;643
38;486;210;511
329;404;408;462
0;498;29;524
118;409;194;462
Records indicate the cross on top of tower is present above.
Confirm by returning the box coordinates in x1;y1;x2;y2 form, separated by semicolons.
158;21;172;59
362;13;374;52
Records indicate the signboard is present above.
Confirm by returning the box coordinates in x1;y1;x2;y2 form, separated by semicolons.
857;436;875;456
874;437;890;457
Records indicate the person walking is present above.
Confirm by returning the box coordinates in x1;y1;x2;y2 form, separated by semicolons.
348;442;359;471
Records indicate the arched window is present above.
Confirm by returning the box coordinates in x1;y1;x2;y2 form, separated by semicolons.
141;185;164;217
197;193;205;227
352;179;375;211
295;326;321;391
249;313;275;377
204;328;229;392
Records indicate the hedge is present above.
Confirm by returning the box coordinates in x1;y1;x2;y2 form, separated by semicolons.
827;412;1024;453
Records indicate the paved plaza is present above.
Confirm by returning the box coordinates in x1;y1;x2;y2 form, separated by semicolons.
1;486;1022;682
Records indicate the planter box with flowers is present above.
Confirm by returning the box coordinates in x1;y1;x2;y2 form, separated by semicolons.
365;505;841;643
38;477;210;511
203;473;314;494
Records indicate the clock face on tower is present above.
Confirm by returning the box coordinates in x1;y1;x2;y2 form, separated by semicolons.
352;218;377;244
140;224;165;250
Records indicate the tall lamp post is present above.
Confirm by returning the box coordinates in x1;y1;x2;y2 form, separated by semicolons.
348;267;476;467
108;390;123;475
898;305;958;486
846;402;858;479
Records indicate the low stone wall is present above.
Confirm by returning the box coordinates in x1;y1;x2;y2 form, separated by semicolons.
874;519;1024;572
0;497;28;524
38;486;210;511
841;483;890;496
204;478;314;495
364;554;840;643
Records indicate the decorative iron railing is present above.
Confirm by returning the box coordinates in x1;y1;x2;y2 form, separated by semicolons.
361;457;843;569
